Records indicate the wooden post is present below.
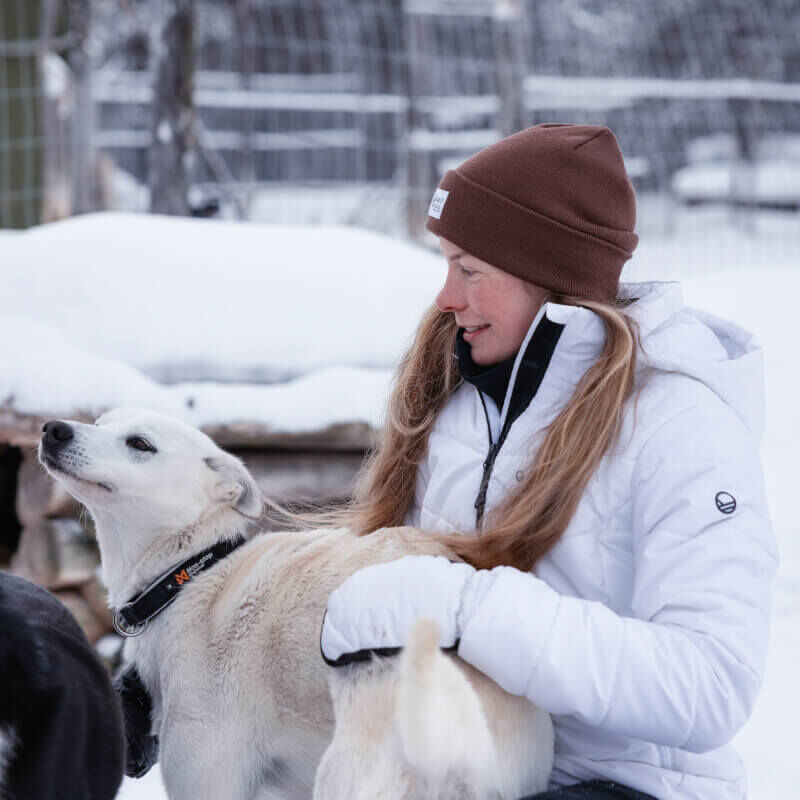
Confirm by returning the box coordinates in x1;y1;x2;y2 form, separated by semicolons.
493;0;529;138
39;0;73;222
149;0;195;216
66;0;94;214
403;10;430;242
729;96;758;232
234;0;256;218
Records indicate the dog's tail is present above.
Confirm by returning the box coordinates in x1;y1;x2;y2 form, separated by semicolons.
394;618;497;790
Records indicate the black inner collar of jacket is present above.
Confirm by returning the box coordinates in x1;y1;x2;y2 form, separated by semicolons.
113;536;247;637
455;328;517;410
456;317;564;422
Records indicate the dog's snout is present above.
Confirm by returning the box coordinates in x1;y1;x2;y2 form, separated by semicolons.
42;420;74;446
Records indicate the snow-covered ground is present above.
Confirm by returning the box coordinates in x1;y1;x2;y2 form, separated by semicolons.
1;209;798;799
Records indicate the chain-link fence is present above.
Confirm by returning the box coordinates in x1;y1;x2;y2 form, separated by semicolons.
2;0;799;239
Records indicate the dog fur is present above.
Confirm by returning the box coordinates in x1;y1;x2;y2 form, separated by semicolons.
39;407;553;800
0;571;125;800
0;727;11;788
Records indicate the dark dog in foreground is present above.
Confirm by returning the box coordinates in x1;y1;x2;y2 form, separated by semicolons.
0;571;124;800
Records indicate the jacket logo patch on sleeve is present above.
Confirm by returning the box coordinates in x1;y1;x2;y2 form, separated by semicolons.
715;491;737;514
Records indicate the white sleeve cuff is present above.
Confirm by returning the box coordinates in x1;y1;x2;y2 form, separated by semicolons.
457;566;560;698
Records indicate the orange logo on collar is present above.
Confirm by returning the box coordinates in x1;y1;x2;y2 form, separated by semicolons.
174;569;190;585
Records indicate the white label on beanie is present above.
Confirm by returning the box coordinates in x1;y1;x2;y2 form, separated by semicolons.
428;188;449;219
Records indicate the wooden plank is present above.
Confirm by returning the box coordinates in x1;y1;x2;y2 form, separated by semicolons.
235;450;365;504
0;408;375;452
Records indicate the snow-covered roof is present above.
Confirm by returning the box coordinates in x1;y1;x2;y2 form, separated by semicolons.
4;212;443;381
1;213;443;442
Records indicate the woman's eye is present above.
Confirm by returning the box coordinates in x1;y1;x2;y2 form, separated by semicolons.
460;266;475;277
126;436;156;453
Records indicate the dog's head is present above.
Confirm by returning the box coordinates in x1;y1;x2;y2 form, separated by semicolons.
38;407;264;532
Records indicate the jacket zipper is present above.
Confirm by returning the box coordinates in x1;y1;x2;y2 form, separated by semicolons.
474;441;498;528
475;394;512;528
470;313;565;529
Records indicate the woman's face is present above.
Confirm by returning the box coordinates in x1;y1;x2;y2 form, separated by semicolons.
435;237;548;366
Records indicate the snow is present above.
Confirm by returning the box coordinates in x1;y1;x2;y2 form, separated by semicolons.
522;74;800;103
671;159;800;204
1;213;444;431
116;767;166;800
409;127;501;151
42;53;72;109
247;184;410;236
1;210;798;798
3;213;440;383
0;311;392;432
91;78;409;113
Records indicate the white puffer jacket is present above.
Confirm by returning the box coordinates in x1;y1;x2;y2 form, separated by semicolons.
405;281;777;800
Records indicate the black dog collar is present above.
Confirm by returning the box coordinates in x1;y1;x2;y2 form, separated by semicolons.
113;536;247;637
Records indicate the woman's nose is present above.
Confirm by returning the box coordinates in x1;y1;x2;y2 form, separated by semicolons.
435;271;466;313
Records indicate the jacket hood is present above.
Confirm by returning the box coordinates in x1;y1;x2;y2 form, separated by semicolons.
622;281;765;438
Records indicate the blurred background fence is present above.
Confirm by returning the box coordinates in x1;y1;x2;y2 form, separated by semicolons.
2;0;799;240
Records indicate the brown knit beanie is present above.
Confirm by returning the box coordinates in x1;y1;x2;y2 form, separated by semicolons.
425;123;638;302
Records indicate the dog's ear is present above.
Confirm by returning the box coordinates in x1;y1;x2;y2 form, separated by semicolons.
204;456;264;520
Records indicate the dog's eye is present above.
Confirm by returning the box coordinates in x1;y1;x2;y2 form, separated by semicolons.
126;436;156;453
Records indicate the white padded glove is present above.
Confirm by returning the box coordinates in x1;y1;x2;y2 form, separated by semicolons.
320;554;498;665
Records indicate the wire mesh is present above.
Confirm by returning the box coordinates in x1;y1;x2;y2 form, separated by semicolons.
1;0;798;243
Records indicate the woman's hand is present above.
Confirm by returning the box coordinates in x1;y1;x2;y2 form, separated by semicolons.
320;554;496;665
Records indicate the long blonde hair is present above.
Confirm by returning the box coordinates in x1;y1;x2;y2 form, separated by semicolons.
279;295;639;572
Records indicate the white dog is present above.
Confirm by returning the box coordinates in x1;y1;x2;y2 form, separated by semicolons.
39;407;553;800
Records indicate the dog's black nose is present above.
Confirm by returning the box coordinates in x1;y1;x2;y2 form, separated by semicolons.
42;420;74;446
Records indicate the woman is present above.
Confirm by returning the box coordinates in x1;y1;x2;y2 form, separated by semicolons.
320;124;777;799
